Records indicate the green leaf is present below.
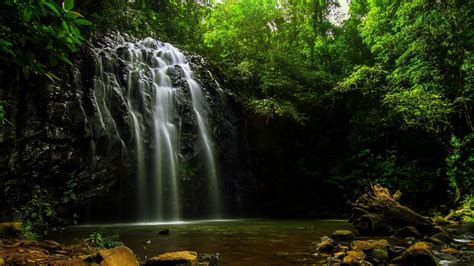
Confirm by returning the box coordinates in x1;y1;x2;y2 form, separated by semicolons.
65;11;83;19
74;19;92;26
44;2;60;15
61;21;70;32
59;55;73;65
69;23;80;36
23;6;33;22
0;38;13;48
63;0;74;11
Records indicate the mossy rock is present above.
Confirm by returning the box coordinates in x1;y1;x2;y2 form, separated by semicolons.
145;251;198;266
84;246;139;266
342;250;366;264
366;247;389;263
391;242;438;266
316;237;335;254
0;222;22;236
351;239;390;251
331;230;355;241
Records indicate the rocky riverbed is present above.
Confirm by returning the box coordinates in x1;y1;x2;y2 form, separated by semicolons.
315;225;474;265
0;237;219;265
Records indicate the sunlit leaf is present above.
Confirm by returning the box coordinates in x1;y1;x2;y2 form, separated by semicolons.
59;55;72;65
44;2;60;15
74;19;93;26
63;0;74;11
65;11;83;19
61;21;69;32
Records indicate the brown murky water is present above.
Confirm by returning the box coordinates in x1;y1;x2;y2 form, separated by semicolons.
53;219;354;265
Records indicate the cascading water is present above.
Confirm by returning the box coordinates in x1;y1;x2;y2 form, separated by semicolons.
186;69;221;218
91;37;221;221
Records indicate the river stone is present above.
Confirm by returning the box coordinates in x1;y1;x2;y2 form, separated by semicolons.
316;237;334;254
85;246;139;266
391;242;438;266
334;245;350;252
331;230;355;241
343;250;366;264
327;256;341;264
145;251;198;266
333;252;345;258
351;239;390;251
197;253;219;266
366;247;389;263
440;247;459;255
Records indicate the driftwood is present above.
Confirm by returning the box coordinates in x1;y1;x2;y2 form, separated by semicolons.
349;183;434;236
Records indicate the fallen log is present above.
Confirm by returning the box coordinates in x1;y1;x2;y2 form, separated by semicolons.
349;183;435;236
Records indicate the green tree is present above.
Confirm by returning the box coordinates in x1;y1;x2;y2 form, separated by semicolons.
203;0;344;123
333;0;474;206
0;0;91;79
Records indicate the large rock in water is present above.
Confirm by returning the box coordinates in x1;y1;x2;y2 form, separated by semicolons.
331;230;355;241
351;239;390;251
84;246;139;266
145;251;198;266
0;33;253;221
94;246;139;266
391;242;438;266
342;250;366;264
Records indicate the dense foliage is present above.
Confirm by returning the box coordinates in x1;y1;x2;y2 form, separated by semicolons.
0;0;90;79
336;0;474;207
199;0;474;215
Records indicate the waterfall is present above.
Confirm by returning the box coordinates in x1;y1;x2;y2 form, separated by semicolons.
91;37;221;221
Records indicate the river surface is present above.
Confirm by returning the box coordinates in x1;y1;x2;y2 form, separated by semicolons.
54;219;354;265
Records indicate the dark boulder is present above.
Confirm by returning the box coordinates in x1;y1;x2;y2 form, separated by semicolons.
391;242;438;266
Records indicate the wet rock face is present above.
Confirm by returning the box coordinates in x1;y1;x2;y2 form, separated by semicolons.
0;33;252;221
187;55;255;216
0;69;123;220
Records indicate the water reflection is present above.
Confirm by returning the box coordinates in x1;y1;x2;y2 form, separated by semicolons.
57;219;353;265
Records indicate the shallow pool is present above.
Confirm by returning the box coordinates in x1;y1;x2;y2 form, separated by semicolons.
54;219;354;265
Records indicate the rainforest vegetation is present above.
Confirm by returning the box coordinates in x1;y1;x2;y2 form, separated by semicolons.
1;0;474;265
1;0;473;222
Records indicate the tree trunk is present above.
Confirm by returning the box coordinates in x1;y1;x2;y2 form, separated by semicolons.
350;183;435;236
